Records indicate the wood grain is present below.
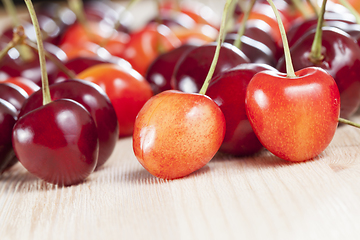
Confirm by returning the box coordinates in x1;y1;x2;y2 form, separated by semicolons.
2;0;360;239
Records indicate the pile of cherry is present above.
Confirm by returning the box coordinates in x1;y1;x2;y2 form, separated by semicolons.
1;0;360;185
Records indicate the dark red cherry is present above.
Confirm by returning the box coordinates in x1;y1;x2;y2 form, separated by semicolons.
145;44;198;94
171;42;250;93
277;27;360;119
0;99;17;173
0;41;67;86
224;33;277;67
13;99;99;186
18;79;118;168
207;63;277;156
0;82;28;113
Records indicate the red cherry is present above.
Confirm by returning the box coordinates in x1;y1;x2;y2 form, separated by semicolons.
0;99;17;173
145;44;198;94
0;82;28;113
18;79;119;168
76;63;153;138
246;67;340;161
133;90;225;179
207;63;277;156
1;77;40;96
172;42;249;93
0;41;67;86
13;99;99;185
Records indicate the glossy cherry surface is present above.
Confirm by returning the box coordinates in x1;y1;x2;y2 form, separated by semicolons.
277;27;360;119
0;99;17;173
1;77;40;96
18;79;118;168
77;63;153;138
224;34;277;67
133;90;225;179
207;63;277;156
145;44;198;94
13;99;99;186
171;42;249;93
0;41;67;86
246;67;340;162
0;82;28;113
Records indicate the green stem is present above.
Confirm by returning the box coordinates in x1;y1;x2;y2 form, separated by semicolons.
24;0;51;105
198;0;233;95
338;118;360;128
24;39;76;80
309;0;327;63
267;0;296;78
233;0;256;50
338;0;360;25
2;0;20;27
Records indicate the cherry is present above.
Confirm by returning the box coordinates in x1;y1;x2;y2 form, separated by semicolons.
1;77;40;96
0;82;28;113
207;63;277;156
0;98;17;173
224;33;277;67
13;99;99;185
0;39;67;86
246;67;340;161
76;63;153;138
133;90;225;179
246;0;341;162
171;42;249;93
18;79;119;168
145;44;198;94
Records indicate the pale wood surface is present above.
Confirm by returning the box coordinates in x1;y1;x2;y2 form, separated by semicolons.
2;1;360;240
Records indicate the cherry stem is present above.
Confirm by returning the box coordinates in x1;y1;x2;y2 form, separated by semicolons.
267;0;296;78
309;0;327;63
338;0;360;25
24;0;51;105
291;0;311;19
0;26;25;60
2;0;20;27
338;118;360;128
233;0;256;50
198;0;232;95
24;39;76;79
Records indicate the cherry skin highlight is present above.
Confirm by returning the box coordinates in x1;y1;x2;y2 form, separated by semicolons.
133;90;226;179
13;99;99;186
245;67;340;162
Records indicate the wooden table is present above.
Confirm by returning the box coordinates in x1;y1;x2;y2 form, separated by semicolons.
1;0;360;239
